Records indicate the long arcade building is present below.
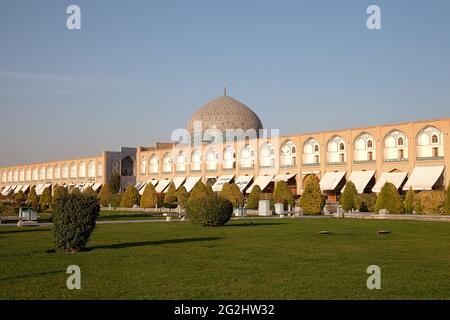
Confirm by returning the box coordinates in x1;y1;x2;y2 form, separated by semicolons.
1;94;449;200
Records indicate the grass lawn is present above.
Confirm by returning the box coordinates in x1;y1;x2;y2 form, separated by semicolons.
0;218;449;300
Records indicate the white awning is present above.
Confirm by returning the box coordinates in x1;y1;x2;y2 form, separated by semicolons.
372;172;408;193
1;185;11;196
346;170;376;194
35;184;45;195
402;166;445;191
173;177;186;190
212;175;235;192
82;183;93;191
36;183;51;195
246;175;274;194
319;171;346;191
21;185;30;193
135;182;146;192
149;179;158;186
235;176;254;192
155;179;171;193
14;185;23;194
92;183;103;192
183;177;202;192
273;173;297;183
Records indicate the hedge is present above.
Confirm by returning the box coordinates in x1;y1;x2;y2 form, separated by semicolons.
164;182;178;208
355;193;377;212
300;175;323;215
273;180;294;209
246;185;261;209
52;186;68;207
120;185;140;208
414;190;446;215
220;183;243;208
98;184;112;207
187;181;209;207
404;187;415;214
340;181;357;212
140;183;158;208
39;187;52;210
52;194;100;253
176;186;189;209
374;182;404;214
27;186;40;210
186;196;233;227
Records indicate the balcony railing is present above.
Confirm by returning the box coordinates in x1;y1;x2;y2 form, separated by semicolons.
353;160;376;164
327;162;346;166
303;162;320;167
239;165;255;170
416;156;444;161
384;158;408;163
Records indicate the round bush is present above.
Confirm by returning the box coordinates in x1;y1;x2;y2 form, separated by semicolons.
52;194;100;253
186;196;233;227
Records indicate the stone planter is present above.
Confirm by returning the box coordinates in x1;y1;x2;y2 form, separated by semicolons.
258;200;271;216
274;203;284;214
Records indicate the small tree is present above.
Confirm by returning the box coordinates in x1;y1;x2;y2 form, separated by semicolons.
120;185;140;208
187;181;209;207
83;186;97;197
355;193;377;212
39;187;52;210
140;183;158;208
177;186;189;209
71;187;81;196
52;186;68;207
52;194;100;253
273;180;294;209
164;182;178;208
14;190;27;206
98;183;112;207
186;196;233;227
340;181;358;212
299;175;322;215
374;182;404;214
27;186;40;210
110;172;121;193
446;182;450;215
206;184;214;196
220;183;244;208
404;187;415;214
247;185;261;209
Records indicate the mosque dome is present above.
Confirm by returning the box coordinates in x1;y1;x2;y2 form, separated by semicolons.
188;93;263;137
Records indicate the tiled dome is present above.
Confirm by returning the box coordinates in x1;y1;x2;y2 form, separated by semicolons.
188;95;263;136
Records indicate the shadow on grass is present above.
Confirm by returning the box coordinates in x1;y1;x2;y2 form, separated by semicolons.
88;236;223;251
225;222;285;227
0;228;49;235
0;270;61;282
98;214;158;220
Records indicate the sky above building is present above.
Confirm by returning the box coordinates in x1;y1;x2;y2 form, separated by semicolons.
0;0;449;166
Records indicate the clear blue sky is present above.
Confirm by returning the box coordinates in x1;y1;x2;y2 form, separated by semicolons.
1;0;449;166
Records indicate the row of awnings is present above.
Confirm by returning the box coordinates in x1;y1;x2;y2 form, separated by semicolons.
0;182;103;196
320;166;445;193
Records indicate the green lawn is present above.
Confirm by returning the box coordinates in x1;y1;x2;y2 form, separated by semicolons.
0;218;449;300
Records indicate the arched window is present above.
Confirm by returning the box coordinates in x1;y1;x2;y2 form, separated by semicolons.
260;142;275;168
354;132;376;162
88;161;96;178
1;171;6;183
39;167;45;180
97;162;103;177
62;164;69;179
149;155;159;174
54;165;61;179
121;156;135;177
7;170;12;182
417;126;444;159
162;153;172;173
176;151;187;172
240;144;255;169
140;158;147;175
384;130;408;161
223;145;235;169
303;138;320;165
206;148;218;171
69;163;77;178
280;140;297;167
78;162;86;178
191;150;202;171
19;169;25;182
327;136;346;164
46;166;53;180
32;168;38;181
25;168;32;181
13;169;19;182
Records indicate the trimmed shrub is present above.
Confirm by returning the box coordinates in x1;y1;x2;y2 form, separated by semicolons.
71;187;81;196
120;185;140;208
340;181;358;212
14;190;27;206
164;182;178;208
83;186;97;197
300;175;323;215
176;186;189;209
52;194;100;253
110;172;121;194
98;183;112;207
52;186;68;207
27;186;40;210
140;183;158;208
446;183;450;215
220;183;244;208
39;187;52;210
187;181;209;207
374;182;404;214
414;190;446;215
247;185;261;209
273;181;294;209
404;187;415;214
110;193;123;209
186;196;233;227
355;193;377;212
